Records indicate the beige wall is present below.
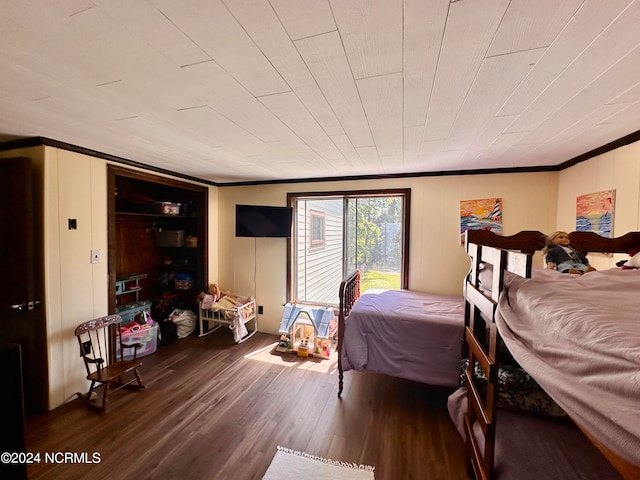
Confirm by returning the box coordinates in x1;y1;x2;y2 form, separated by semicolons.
41;148;110;407
218;171;559;334
556;141;640;269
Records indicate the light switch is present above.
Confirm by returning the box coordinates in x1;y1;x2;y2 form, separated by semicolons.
91;249;101;264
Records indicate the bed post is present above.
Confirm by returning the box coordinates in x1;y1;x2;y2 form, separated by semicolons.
337;270;360;398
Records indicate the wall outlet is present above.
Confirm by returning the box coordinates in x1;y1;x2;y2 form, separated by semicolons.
91;249;101;264
258;305;264;315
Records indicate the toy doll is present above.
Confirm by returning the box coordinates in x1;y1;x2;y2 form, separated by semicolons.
543;231;596;274
197;283;223;309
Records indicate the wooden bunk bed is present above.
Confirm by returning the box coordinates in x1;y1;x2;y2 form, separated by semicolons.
455;229;640;480
337;269;465;397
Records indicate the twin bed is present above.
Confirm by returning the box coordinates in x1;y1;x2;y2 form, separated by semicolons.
337;229;640;479
337;270;464;397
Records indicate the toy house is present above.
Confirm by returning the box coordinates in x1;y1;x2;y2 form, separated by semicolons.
277;304;336;358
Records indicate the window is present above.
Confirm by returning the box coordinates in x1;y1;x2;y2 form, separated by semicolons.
309;210;326;247
287;189;410;306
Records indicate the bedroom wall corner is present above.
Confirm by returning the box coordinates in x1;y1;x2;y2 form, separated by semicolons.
557;139;640;269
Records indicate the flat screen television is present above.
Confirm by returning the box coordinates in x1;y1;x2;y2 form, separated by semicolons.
235;204;292;238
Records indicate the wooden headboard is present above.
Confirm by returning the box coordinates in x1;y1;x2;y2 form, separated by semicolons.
569;230;640;255
466;229;640;256
465;229;545;254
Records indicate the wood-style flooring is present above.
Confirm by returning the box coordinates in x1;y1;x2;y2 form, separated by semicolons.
24;331;468;480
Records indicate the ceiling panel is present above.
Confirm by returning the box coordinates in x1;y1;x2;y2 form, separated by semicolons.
498;0;634;117
270;0;335;41
521;45;640;145
487;0;584;56
330;133;368;172
153;0;290;97
422;0;510;142
444;47;545;152
259;91;344;161
223;0;343;135
357;72;402;160
330;0;403;79
402;0;449;128
295;30;374;148
0;0;639;183
93;0;211;67
505;0;640;134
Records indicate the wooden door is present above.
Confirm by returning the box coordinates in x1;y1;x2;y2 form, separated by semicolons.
0;157;48;415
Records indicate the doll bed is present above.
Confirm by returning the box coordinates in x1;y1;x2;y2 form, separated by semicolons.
455;229;640;480
198;295;257;343
337;270;465;397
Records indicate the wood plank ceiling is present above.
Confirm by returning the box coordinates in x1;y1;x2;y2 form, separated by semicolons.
0;0;639;183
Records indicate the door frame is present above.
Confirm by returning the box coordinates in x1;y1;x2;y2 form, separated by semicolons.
0;156;48;415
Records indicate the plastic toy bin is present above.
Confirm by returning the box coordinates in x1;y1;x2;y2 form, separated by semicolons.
116;323;158;360
117;301;152;324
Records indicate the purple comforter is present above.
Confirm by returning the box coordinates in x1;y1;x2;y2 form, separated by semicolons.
341;289;464;388
496;268;640;466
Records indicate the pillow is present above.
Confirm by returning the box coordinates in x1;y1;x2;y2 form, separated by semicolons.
460;358;567;419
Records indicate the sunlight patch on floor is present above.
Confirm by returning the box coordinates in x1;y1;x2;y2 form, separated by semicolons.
244;342;338;374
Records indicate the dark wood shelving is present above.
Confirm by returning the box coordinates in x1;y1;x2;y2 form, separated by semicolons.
157;264;198;270
108;165;208;322
115;211;197;219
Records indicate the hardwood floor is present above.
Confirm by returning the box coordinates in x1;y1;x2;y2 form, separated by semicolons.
25;331;468;480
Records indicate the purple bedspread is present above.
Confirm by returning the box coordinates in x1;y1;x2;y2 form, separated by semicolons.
496;268;640;466
341;289;464;388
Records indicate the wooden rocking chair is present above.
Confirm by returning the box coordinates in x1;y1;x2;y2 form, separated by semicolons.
75;314;145;411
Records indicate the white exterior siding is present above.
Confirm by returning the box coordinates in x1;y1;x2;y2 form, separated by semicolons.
295;198;343;304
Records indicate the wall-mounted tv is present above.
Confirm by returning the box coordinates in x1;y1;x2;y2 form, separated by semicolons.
235;204;293;238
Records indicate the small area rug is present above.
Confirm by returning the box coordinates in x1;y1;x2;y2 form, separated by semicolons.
262;446;375;480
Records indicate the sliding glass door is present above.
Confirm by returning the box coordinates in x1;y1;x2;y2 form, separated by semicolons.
289;189;410;306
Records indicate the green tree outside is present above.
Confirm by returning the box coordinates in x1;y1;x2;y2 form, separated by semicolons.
351;197;402;291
